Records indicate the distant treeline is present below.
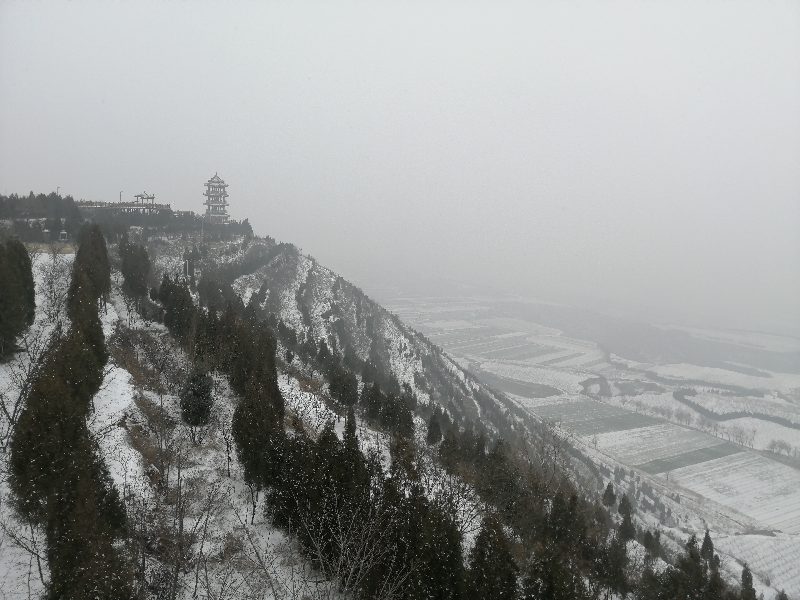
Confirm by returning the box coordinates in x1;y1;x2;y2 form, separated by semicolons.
0;192;253;243
674;389;800;430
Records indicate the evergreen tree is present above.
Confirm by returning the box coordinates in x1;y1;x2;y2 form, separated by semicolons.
5;237;35;325
705;568;728;600
602;481;617;507
0;242;26;357
318;339;330;363
360;381;384;424
74;221;110;300
118;233;150;297
701;529;714;564
233;373;285;489
67;265;108;367
468;514;518;600
426;411;443;445
675;535;707;600
618;495;635;541
439;428;460;472
160;275;196;343
522;542;588;600
741;564;757;600
180;364;214;438
329;364;358;406
401;488;464;600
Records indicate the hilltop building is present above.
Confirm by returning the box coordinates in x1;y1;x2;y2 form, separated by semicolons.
203;173;229;224
76;191;170;215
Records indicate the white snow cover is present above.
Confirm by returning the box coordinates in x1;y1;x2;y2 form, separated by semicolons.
670;452;800;534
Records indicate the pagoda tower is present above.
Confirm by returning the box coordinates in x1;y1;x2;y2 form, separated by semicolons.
203;173;229;223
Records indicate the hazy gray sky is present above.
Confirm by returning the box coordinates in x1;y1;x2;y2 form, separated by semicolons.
2;2;798;335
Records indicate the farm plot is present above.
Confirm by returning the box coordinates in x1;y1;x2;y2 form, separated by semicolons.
476;370;562;399
429;326;513;346
530;400;661;436
635;443;743;475
481;343;558;361
537;352;586;366
480;362;589;394
445;334;530;354
648;363;800;394
718;416;800;454
690;393;800;424
593;424;735;469
713;533;800;599
670;453;800;534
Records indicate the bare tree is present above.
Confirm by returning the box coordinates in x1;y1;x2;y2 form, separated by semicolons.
528;417;569;491
0;324;60;452
0;496;49;596
294;492;412;600
40;243;71;326
418;456;484;540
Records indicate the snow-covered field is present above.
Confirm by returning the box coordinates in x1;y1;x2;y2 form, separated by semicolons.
594;424;726;467
641;363;800;394
670;453;800;534
478;362;589;394
714;533;800;597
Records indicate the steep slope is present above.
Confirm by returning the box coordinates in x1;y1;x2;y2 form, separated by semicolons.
210;239;522;442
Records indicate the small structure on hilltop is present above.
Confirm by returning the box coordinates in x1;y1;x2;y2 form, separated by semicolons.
133;191;156;213
203;173;229;224
76;191;170;215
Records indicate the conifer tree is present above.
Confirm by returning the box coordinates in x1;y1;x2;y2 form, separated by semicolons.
741;564;757;600
676;535;707;599
67;265;108;367
74;221;110;300
118;233;150;297
426;410;443;445
360;381;384;424
600;534;630;598
468;514;518;600
0;242;26;357
233;372;285;489
402;487;464;600
439;428;460;472
701;529;714;564
618;495;635;541
522;542;587;600
180;364;214;441
602;481;617;507
705;568;727;600
5;237;35;325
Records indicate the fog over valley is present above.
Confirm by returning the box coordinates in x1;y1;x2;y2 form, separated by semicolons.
2;1;798;336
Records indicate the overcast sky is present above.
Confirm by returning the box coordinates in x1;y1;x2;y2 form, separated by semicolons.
1;2;798;335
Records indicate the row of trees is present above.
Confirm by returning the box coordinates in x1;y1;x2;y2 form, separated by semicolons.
9;223;133;598
425;405;774;599
0;237;35;358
